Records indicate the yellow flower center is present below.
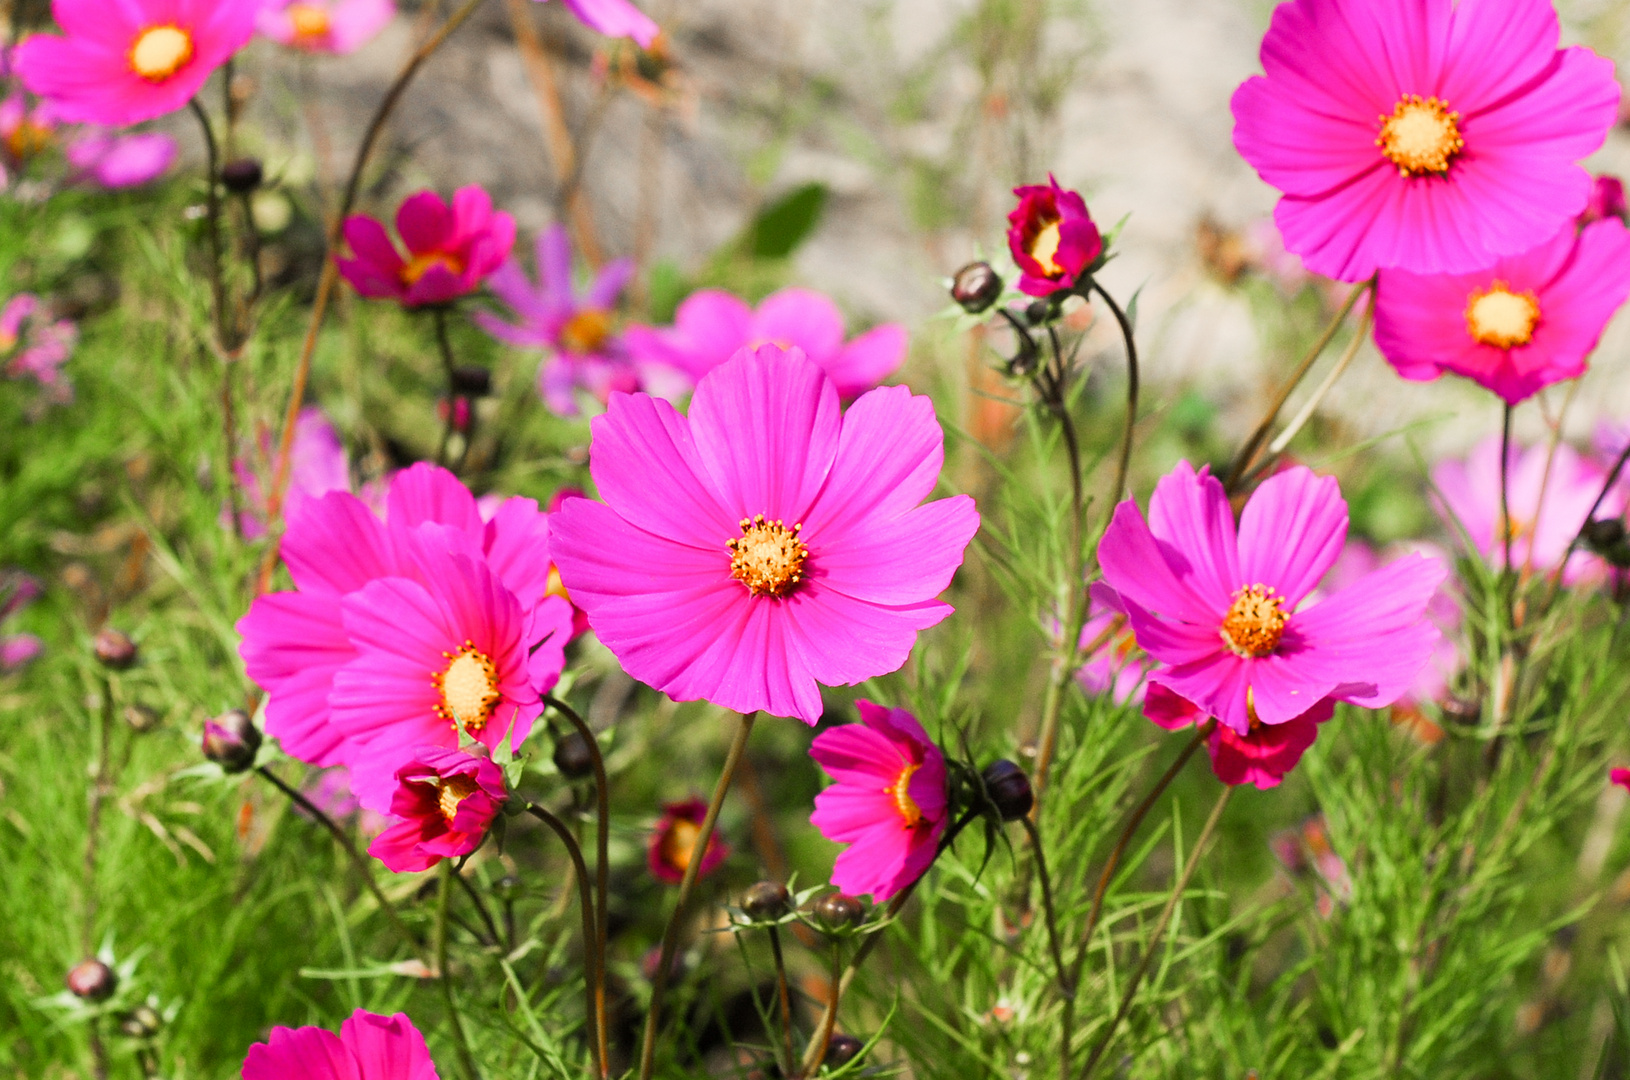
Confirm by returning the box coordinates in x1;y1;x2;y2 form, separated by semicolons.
727;516;808;598
400;251;465;286
1220;584;1287;659
1464;281;1540;348
6;120;52;161
658;817;701;874
433;641;501;734
1377;94;1463;178
288;3;332;39
1029;218;1064;276
435;774;481;825
129;25;194;83
885;762;922;828
545;564;572;605
560;309;612;354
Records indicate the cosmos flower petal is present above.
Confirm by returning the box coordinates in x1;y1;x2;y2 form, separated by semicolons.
480;496;553;606
807;722;909;785
557;0;658;48
752;288;847;360
367;822;441;874
811;785;897;842
824;323;908;398
386;463;484;539
801;383;950;541
1438;0;1559;108
780;581;952;697
1146;462;1240;609
237;592;357;766
585;391;733;550
813;495;978;606
395;191;451;255
585;257;636;311
280;490;402;596
242;1024;361;1080
1149;653;1254;736
1236;466;1347;607
341;1011;440;1080
1207;709;1323;790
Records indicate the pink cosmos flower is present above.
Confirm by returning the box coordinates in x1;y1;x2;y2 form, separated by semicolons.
808;700;947;902
368;746;507;873
546;0;657;48
15;0;258;127
232;406;354;539
623;287;907;400
1145;682;1333;790
1006;175;1102;297
1097;461;1445;738
1;294;76;401
237;463;573;809
65;128;178;188
646;798;729;884
241;1009;438;1080
0;569;43;672
337;187;516;309
1432;435;1618;583
1374;219;1630;404
301;767;390;836
1611;767;1630;792
1584;175;1628;226
1231;0;1621;281
257;0;395;53
0;93;58;175
550;344;979;724
1075;583;1150;705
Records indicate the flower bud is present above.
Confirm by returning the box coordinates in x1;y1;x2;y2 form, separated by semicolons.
981;759;1034;822
824;1033;864;1068
742;880;791;920
119;1004;161;1038
813;892;864;932
124;704;161;733
450;364;493;397
950;262;1002;314
201;709;261;773
1582;518;1626;552
221;157;263;194
1023;299;1051;326
552;731;596;780
93;628;137;670
65;959;117;1002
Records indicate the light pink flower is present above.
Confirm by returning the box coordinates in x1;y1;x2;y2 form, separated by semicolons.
0;569;43;672
1098;461;1445;737
1074;583;1149;705
241;1009;439;1080
257;0;394;53
65;128;178;188
1006;175;1102;297
232;406;353;539
300;767;390;836
623;287;907;400
550;344;979;724
1243;217;1311;296
16;0;258;126
809;700;947;902
337;187;516;309
548;0;657;48
646;798;729;884
1;293;76;401
368;746;507;873
1231;0;1621;281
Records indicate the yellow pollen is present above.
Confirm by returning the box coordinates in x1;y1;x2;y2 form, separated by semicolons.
400;250;464;286
560;309;613;354
288;3;331;39
435;774;481;825
6;120;52;161
433;641;501;734
658;817;702;874
545;564;572;604
1246;686;1262;729
1465;281;1540;348
727;515;809;598
885;763;922;828
129;25;194;82
1029;218;1064;276
1377;94;1463;178
1220;584;1287;658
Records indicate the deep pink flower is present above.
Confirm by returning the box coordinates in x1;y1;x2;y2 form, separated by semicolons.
1006;175;1102;297
1584;175;1628;225
623;287;907;400
237;463;573;808
1146;682;1334;790
257;0;394;53
548;0;657;48
0;569;42;672
337;187;516;308
15;0;258;126
809;700;947;901
1374;219;1630;404
646;798;729;884
368;746;507;873
1231;0;1621;281
65;128;178;188
1098;461;1445;737
1611;767;1630;792
242;1009;438;1080
550;344;979;724
1;294;76;401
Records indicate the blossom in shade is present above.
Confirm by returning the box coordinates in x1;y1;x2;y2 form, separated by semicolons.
647;798;728;884
257;0;395;53
301;767;389;836
1432;435;1618;583
1612;767;1630;792
15;0;258;126
1074;583;1150;705
550;344;979;724
241;1009;439;1080
1006;175;1102;297
623;287;907;400
1374;219;1630;404
337;186;516;309
1584;175;1628;226
65;128;177;188
1097;461;1445;738
546;0;658;48
1230;0;1621;281
236;463;573;809
368;747;507;873
232;406;354;539
808;700;947;902
0;570;43;672
1;294;76;401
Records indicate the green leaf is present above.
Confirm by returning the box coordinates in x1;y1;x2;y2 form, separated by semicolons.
747;183;829;260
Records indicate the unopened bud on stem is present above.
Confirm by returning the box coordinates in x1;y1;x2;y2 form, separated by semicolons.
201;709;261;773
66;959;117;1002
93;628;137;670
981;759;1034;821
742;880;791;920
950;262;1002;314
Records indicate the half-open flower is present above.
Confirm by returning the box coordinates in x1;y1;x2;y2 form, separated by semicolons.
257;0;395;54
646;798;729;884
1144;682;1332;790
1005;175;1102;297
242;1009;439;1080
368;747;507;873
337;187;515;308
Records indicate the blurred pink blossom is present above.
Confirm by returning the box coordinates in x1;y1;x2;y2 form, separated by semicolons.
1;293;75;402
257;0;395;54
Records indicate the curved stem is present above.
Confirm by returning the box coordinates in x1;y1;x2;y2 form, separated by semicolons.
1259;289;1375;463
1544;435;1630;615
525;803;603;1078
453;869;502;948
804;941;843;1077
1092;282;1140;510
434;308;459;469
437;862;482;1080
187;99;228;348
1020;816;1072;1080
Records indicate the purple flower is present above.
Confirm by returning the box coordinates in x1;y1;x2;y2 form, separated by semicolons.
1;569;43;672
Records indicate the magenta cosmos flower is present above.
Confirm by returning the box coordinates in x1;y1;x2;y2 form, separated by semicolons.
1231;0;1621;282
550;344;979;723
809;700;947;901
15;0;258;126
1098;461;1445;737
546;0;657;48
1006;175;1102;297
1584;175;1628;226
646;798;729;884
0;569;43;672
1145;682;1333;790
242;1009;438;1080
1;294;75;401
65;129;178;188
1374;219;1630;404
337;187;515;309
623;287;907;400
237;463;573;808
257;0;394;53
368;746;506;873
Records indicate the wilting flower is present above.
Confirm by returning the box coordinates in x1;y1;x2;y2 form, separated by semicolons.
1006;175;1102;297
1231;0;1621;281
0;570;43;671
241;1009;439;1080
1584;175;1628;225
237;463;573;808
337;187;515;308
809;700;947;901
623;287;907;400
1;294;76;401
15;0;258;126
65;128;177;188
1374;219;1630;404
545;0;658;48
1098;461;1445;737
551;344;979;723
368;747;507;873
647;798;729;884
257;0;395;53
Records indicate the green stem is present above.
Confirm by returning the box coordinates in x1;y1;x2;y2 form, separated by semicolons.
769;925;796;1076
525;803;602;1077
437;862;482;1080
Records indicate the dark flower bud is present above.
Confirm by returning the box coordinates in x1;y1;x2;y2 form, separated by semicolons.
119;1004;162;1038
221;157;263;194
93;628;138;670
824;1033;864;1068
814;892;864;932
742;880;791;920
124;704;161;733
201;709;261;773
1024;299;1050;326
552;731;597;780
66;959;117;1002
981;759;1034;822
1440;695;1481;726
450;364;493;397
950;262;1002;314
1582;518;1626;552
